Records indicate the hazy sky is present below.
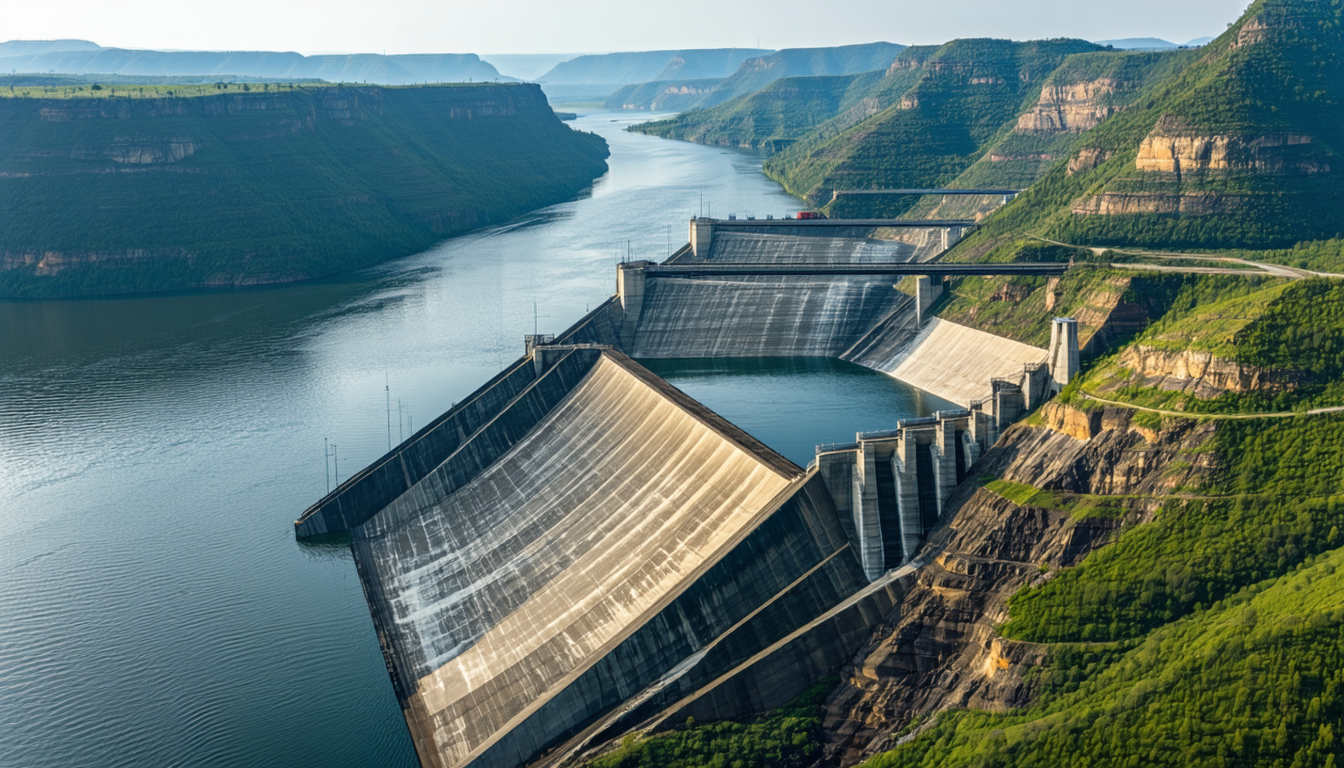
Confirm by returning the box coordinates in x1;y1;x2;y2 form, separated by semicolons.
4;0;1253;55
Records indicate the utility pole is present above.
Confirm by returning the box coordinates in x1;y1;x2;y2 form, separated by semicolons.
332;444;339;485
533;300;551;336
397;399;404;442
385;371;392;450
324;437;330;493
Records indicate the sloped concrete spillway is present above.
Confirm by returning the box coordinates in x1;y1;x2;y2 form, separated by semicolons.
298;347;888;768
298;220;1078;768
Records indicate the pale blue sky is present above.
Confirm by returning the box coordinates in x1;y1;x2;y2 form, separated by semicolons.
3;0;1253;55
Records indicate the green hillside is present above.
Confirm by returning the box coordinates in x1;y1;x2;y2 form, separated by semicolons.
630;45;934;152
960;0;1344;254
864;276;1344;768
0;83;609;298
700;42;904;107
764;38;1104;209
628;71;886;150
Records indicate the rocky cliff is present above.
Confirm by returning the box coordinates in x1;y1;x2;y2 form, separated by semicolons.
1015;79;1118;134
0;84;609;298
1112;344;1296;397
813;405;1214;765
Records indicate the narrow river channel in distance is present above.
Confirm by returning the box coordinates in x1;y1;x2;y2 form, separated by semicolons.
0;111;949;768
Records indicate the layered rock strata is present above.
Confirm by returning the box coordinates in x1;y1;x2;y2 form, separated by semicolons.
814;406;1215;765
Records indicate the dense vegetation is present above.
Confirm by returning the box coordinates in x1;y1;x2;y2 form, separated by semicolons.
962;0;1344;254
0;83;609;298
584;680;835;768
1002;415;1344;643
854;258;1344;766
629;72;886;150
1068;278;1344;414
765;38;1102;208
870;547;1344;768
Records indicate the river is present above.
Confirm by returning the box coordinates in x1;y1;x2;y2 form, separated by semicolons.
0;111;949;768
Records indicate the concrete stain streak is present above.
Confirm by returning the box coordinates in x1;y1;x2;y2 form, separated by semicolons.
354;354;798;767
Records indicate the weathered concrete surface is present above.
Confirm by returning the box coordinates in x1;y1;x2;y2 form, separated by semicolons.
349;350;873;768
630;275;906;359
868;318;1049;407
692;230;915;264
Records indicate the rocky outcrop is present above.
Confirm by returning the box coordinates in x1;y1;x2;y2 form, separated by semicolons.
815;411;1214;765
1135;117;1330;176
1115;344;1300;397
1230;12;1306;51
1071;191;1245;216
1067;147;1113;175
1040;401;1101;440
68;141;197;164
1016;79;1119;134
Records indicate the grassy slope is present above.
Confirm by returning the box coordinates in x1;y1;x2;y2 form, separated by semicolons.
0;83;609;298
763;38;1103;209
863;271;1344;767
956;0;1344;256
691;43;905;109
629;71;886;150
936;49;1198;194
1068;278;1344;414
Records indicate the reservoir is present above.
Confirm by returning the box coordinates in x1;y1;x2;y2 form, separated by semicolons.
0;112;945;768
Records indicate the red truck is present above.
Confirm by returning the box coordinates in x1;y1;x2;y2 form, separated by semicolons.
797;211;827;220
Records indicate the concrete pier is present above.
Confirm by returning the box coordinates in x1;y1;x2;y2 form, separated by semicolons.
816;408;994;580
1049;317;1081;391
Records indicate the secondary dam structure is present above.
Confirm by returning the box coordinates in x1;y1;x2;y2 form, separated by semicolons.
296;218;1079;768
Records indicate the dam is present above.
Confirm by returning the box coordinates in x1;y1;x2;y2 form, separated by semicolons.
295;218;1079;768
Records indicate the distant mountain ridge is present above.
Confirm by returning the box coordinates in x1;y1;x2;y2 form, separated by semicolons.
0;40;510;85
1096;36;1216;50
536;48;773;85
604;42;905;111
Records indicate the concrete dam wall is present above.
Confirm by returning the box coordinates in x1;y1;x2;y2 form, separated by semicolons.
865;318;1050;408
300;221;1082;768
337;348;874;768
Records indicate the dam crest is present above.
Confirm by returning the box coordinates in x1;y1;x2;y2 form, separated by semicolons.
295;219;1079;768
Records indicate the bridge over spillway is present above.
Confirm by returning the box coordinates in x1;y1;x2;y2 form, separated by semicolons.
644;262;1069;277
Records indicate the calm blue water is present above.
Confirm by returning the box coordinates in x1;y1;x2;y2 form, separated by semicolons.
643;358;954;466
0;112;940;768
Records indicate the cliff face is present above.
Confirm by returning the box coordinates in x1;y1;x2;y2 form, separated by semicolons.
1114;344;1295;397
814;407;1215;765
0;84;610;298
1134;119;1330;176
1071;190;1245;216
1015;79;1118;134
